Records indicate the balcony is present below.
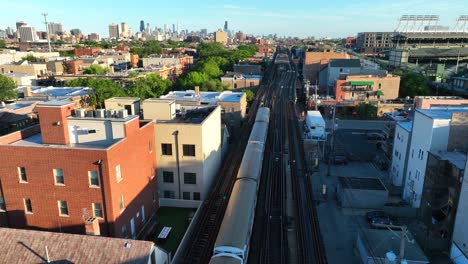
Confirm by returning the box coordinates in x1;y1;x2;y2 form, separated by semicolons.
341;81;374;92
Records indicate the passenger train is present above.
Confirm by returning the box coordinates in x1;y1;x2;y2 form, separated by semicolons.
209;107;270;264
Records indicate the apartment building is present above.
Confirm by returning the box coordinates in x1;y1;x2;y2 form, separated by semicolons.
143;99;222;208
390;121;413;187
221;71;262;89
402;108;468;208
318;59;362;88
334;73;400;102
160;88;247;127
302;50;350;84
104;97;140;115
0;101;158;238
215;30;228;44
356;32;394;54
142;54;193;72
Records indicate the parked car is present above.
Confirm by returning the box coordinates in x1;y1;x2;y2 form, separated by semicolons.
366;132;385;141
366;211;400;229
325;155;349;165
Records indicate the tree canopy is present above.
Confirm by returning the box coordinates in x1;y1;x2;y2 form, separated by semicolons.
66;78;125;108
83;65;109;75
399;72;430;98
127;74;172;100
21;55;39;63
355;102;377;119
130;40;162;57
0;75;18;101
0;40;6;49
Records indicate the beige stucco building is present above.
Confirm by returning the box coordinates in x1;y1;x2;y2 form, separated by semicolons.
0;61;48;77
104;97;141;115
143;99;222;208
221;72;261;89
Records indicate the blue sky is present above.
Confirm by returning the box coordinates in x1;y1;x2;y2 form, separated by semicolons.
0;0;466;38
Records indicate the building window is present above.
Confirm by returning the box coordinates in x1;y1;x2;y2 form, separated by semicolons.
18;167;27;183
183;192;190;200
161;143;173;155
184;172;196;184
164;190;175;199
58;200;68;216
0;196;5;211
193;192;201;201
54;168;64;185
93;203;103;218
121;224;128;238
183;144;196;157
89;171;99;187
116;164;122;183
163;171;174;183
379;83;382;89
119;195;125;211
24;198;32;213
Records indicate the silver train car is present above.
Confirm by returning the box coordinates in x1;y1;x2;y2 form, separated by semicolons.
210;107;270;264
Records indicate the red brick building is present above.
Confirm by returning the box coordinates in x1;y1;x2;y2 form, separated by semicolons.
65;60;83;74
0;101;158;239
74;47;101;57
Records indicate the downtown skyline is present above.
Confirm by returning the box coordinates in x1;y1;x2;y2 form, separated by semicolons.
0;0;466;38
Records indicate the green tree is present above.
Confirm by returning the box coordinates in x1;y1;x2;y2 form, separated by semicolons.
22;55;39;63
399;72;430;97
205;56;230;71
355;102;377;119
0;40;6;49
66;78;125;108
198;42;226;58
178;71;209;89
244;89;254;104
59;50;74;57
201;79;224;92
197;60;223;78
83;65;109;75
0;75;18;101
127;74;172;100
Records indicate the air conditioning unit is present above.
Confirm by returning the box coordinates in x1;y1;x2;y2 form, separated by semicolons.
85;110;95;118
95;109;106;118
106;110;115;118
76;109;86;118
118;109;128;118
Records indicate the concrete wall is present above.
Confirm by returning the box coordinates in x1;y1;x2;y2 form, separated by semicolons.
448;112;468;151
143;99;176;121
67;118;126;145
302;51;349;83
104;98;141;116
201;107;221;196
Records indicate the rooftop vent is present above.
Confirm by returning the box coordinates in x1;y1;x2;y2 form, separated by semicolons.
86;110;95;118
76;109;86;118
118;109;128;118
96;109;105;118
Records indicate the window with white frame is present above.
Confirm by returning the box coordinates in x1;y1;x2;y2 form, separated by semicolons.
116;165;122;183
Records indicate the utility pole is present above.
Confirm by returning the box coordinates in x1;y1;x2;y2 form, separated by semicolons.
42;13;52;52
326;104;336;176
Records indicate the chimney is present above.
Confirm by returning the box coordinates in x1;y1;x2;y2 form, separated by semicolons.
85;217;101;236
23;86;32;97
36;101;74;145
195;86;200;97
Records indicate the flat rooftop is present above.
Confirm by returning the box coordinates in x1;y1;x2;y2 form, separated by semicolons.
105;97;140;102
430;151;467;170
338;177;386;191
160;90;245;104
0;101;36;111
157;106;216;124
417;107;468;120
18;86;93;97
11;133;119;149
397;121;413;132
0;228;154;264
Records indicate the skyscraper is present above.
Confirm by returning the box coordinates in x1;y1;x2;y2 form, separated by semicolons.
224;21;228;32
70;28;82;36
48;22;64;35
172;24;176;33
18;24;39;42
120;22;129;38
140;20;145;32
16;21;27;31
108;23;119;39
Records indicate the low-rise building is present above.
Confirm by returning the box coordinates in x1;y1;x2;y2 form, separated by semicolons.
142;54;193;72
46;59;66;75
1;72;36;86
104;97;140;115
0;49;60;65
65;60;83;74
0;228;169;263
74;47;101;57
0;101;158;238
160;89;247;127
319;59;362;88
221;71;261;89
143;99;222;208
0;101;38;136
334;73;400;102
19;86;93;108
0;61;47;77
302;50;350;84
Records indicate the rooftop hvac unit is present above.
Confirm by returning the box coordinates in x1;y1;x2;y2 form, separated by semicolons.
105;109;115;118
85;110;95;118
118;109;128;118
76;109;86;118
96;109;106;118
